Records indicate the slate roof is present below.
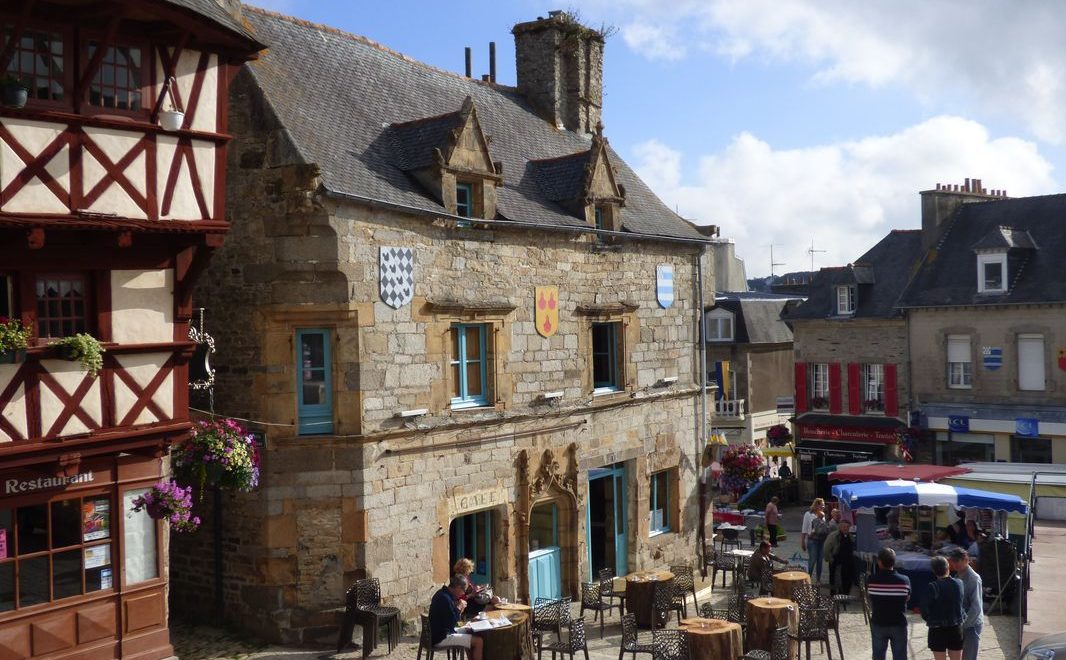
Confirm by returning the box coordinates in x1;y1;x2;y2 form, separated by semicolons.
710;294;800;344
388;112;463;171
971;225;1038;251
898;194;1066;307
163;0;261;45
530;152;591;202
240;8;706;241
784;229;923;320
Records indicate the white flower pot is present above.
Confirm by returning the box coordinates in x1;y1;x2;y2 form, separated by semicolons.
159;110;185;131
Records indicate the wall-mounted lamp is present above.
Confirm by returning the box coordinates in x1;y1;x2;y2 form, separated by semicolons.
657;376;679;387
397;408;428;418
540;391;564;401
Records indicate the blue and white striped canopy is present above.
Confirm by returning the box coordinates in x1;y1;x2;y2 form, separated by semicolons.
832;479;1028;514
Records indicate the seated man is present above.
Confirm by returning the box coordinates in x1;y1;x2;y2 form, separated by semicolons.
429;575;484;660
748;540;788;594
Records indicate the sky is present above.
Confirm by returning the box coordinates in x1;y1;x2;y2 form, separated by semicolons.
246;0;1066;278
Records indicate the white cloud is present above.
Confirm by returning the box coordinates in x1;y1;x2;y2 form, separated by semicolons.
585;0;1066;143
631;116;1056;278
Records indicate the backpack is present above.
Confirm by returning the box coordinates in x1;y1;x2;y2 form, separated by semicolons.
809;516;829;541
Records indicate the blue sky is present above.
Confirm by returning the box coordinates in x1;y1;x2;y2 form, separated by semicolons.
248;1;1065;278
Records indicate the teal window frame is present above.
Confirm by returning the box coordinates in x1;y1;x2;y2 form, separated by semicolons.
591;321;621;393
450;323;489;409
649;470;671;535
456;183;474;218
296;328;333;435
594;206;605;230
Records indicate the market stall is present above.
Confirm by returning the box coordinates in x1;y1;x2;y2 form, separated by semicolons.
831;479;1029;609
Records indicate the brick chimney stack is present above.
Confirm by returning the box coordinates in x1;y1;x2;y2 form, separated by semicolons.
920;177;1008;251
512;10;604;134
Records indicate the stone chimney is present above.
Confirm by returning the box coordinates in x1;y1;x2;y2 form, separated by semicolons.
920;177;1008;251
512;10;604;134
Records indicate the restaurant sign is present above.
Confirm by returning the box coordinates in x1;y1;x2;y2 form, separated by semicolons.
797;423;897;444
4;471;94;495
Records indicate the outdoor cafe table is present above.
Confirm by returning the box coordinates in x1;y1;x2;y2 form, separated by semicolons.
771;570;811;601
745;596;798;657
625;570;674;628
679;617;743;659
471;609;534;660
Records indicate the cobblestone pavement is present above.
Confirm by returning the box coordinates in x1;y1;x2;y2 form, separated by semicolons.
172;505;1021;659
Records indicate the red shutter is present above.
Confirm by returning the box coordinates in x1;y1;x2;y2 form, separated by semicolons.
795;362;808;413
884;364;899;418
829;363;842;414
847;363;861;415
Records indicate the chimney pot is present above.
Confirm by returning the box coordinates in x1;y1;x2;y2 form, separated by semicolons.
489;42;496;83
465;47;472;78
481;74;490;81
965;177;971;191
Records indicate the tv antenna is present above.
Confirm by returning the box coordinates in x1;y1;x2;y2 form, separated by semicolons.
768;243;785;278
807;238;826;274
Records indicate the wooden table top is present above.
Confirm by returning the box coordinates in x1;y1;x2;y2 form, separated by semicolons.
625;570;674;583
463;609;525;631
678;618;740;635
493;602;532;612
747;597;796;610
772;570;810;582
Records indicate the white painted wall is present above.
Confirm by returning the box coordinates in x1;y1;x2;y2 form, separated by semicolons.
0;364;27;442
0;118;70;214
111;269;174;344
114;352;174;425
39;360;102;436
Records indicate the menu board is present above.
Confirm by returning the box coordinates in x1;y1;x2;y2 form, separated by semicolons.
898;508;915;532
84;545;111;570
83;498;110;542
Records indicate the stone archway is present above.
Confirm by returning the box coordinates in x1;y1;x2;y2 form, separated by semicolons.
515;444;580;602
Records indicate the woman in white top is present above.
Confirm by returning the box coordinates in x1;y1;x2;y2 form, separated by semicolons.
801;498;829;581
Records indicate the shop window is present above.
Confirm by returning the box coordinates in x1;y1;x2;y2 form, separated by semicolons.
1018;334;1046;391
296;328;333;435
836;285;856;315
947;335;972;389
451;323;490;408
5;27;64;102
1011;436;1051;463
863;364;884;413
36;274;88;339
935;432;995;466
0;494;113;611
808;363;829;409
123;488;158;584
704;309;734;342
649;470;673;535
87;42;142;111
591;321;622;393
977;253;1007;293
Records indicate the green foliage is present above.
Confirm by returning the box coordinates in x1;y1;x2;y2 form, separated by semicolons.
57;333;105;378
0;316;31;353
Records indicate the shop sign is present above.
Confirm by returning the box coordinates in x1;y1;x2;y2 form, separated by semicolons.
1015;418;1039;438
797;423;897;443
776;397;795;414
948;416;970;433
450;486;507;517
982;347;1002;370
4;471;94;495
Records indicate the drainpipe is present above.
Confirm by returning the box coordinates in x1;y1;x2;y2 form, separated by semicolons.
696;245;709;576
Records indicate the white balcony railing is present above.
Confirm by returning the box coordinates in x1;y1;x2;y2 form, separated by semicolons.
714;398;746;418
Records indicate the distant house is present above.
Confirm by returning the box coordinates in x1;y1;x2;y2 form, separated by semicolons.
899;179;1066;465
783;230;923;500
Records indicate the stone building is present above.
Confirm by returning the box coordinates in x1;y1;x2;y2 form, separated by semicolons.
176;8;717;643
899;179;1066;465
783;230;923;500
0;1;260;657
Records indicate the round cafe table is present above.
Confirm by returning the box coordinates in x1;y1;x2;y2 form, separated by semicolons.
475;609;534;660
679;617;743;659
772;570;811;601
745;596;798;657
625;570;674;628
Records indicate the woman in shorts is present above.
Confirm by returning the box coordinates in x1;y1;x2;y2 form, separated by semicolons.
921;555;965;660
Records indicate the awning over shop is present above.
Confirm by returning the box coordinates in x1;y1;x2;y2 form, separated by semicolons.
829;463;970;483
763;445;794;457
832;479;1029;514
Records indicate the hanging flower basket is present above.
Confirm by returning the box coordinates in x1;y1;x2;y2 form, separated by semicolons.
173;418;261;497
766;424;792;447
0;316;31;363
719;443;765;495
131;480;200;533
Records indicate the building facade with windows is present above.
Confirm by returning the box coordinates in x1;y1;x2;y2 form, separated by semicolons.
704;293;800;452
783;230;923;500
900;181;1066;466
178;8;716;643
0;1;260;658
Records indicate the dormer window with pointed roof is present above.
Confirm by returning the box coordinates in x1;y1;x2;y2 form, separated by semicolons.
389;96;502;221
972;225;1037;295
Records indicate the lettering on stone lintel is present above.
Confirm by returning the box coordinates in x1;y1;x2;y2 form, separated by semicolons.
4;471;94;495
450;487;508;517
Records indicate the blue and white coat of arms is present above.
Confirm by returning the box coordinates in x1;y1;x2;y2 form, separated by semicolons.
379;246;414;309
656;264;674;308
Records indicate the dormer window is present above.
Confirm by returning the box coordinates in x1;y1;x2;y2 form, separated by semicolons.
836;285;856;315
594;205;606;231
705;308;734;342
977;252;1006;293
456;183;474;218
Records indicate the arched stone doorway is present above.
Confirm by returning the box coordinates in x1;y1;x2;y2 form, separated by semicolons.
515;445;580;602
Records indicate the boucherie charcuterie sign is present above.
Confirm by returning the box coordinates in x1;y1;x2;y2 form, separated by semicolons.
4;472;94;495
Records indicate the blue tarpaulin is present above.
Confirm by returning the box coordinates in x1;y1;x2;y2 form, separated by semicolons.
832;479;1028;514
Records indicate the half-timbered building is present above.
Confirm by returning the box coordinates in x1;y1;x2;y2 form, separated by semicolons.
0;1;260;657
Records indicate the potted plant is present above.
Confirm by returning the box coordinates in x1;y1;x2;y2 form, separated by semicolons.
158;106;185;131
719;443;765;498
0;316;31;363
864;398;884;412
56;333;105;377
131;480;200;533
173;418;261;497
1;75;30;109
809;396;829;409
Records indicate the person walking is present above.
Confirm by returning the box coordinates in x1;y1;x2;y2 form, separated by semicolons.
765;496;781;547
921;555;965;660
867;547;911;660
824;518;855;595
949;548;984;660
801;498;828;582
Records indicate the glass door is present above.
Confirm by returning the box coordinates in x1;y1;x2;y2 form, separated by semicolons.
587;463;628;578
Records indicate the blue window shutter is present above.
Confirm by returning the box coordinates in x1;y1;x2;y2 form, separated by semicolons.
296;329;333;435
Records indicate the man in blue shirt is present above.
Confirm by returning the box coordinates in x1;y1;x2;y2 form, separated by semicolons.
429;575;483;659
867;547;912;660
949;548;984;660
